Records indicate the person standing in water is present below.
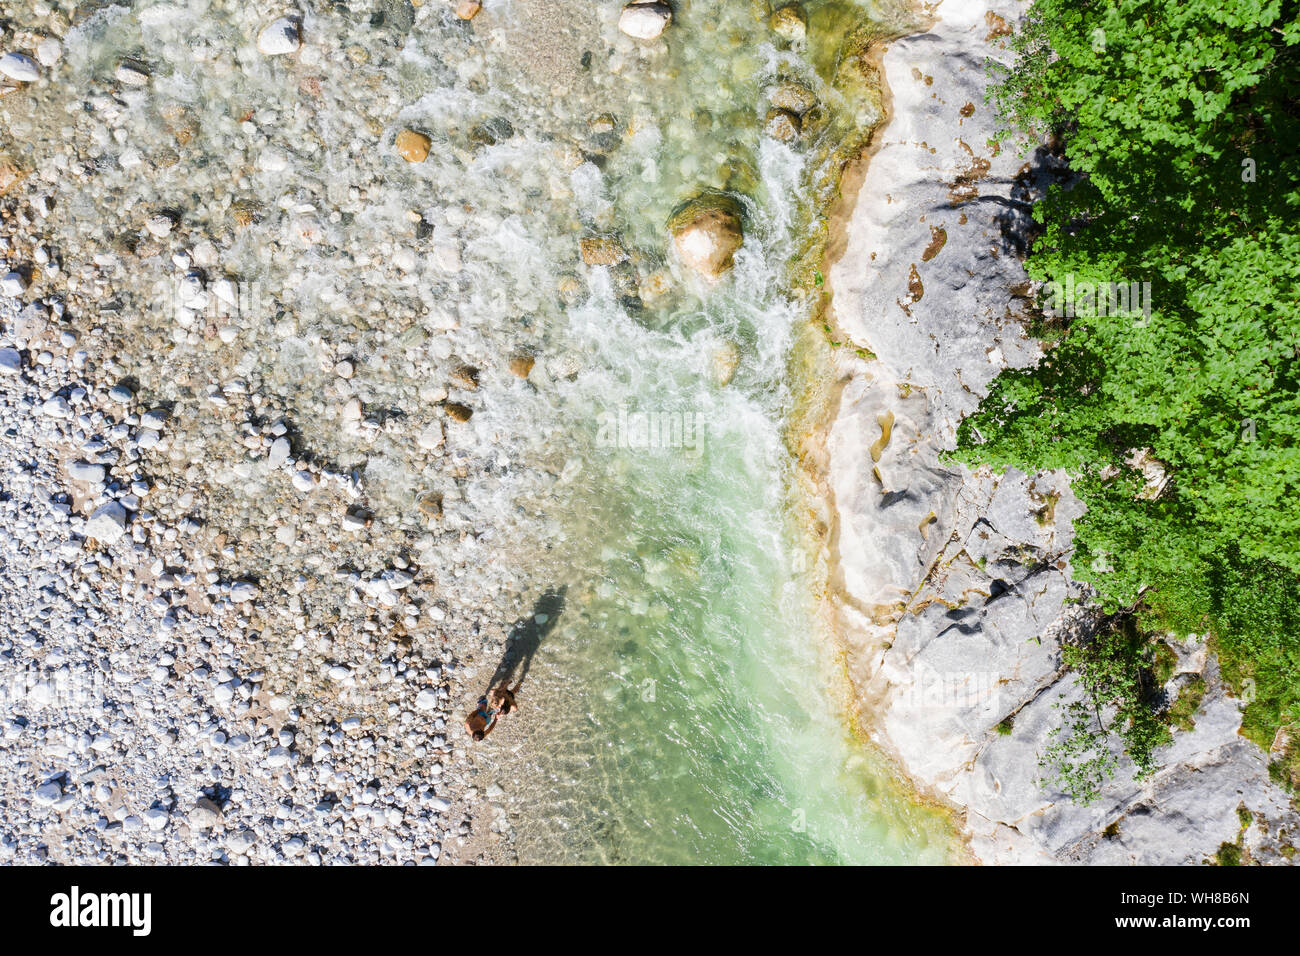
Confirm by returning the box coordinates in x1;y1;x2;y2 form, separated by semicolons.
465;681;525;738
490;682;520;716
464;694;499;741
464;684;520;741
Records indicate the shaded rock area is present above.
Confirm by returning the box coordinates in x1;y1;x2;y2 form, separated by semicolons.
826;0;1298;864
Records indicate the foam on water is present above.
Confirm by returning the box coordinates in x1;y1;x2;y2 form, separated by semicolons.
489;13;958;859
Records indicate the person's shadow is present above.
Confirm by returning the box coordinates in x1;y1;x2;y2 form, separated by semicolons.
486;586;566;694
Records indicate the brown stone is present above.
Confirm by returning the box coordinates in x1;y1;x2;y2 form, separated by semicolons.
445;402;473;423
231;199;263;228
769;81;816;116
396;128;432;163
711;341;740;387
456;0;482;19
450;365;479;390
764;109;801;143
508;354;535;379
579;237;628;266
770;4;806;41
638;269;673;303
669;194;744;283
0;155;27;196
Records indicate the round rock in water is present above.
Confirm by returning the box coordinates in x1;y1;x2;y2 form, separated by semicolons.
34;39;61;67
618;2;673;40
115;60;150;87
396;129;432;163
669;194;745;283
257;18;301;56
765;108;801;143
770;4;807;42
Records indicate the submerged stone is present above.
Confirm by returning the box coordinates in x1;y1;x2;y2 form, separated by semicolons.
508;354;535;379
0;53;40;83
770;5;807;42
711;341;741;387
115;60;150;87
579;237;628;266
396;129;432;163
769;81;817;116
450;365;480;390
765;109;801;143
0;155;27;195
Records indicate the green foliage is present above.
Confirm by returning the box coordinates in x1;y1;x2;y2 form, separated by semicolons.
1216;842;1243;866
1039;619;1172;803
996;717;1015;736
1270;738;1300;793
1040;700;1118;804
960;0;1300;766
1168;675;1207;732
1152;640;1178;686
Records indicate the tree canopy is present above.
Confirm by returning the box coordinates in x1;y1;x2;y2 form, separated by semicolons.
955;0;1300;790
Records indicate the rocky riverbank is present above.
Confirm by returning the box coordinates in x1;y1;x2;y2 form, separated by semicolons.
0;1;593;866
823;0;1298;863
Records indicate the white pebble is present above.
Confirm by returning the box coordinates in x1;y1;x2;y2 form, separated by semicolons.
268;436;291;467
257;18;301;56
35;39;61;67
1;272;27;298
0;53;40;83
86;502;128;542
618;3;672;40
68;461;107;483
145;214;172;238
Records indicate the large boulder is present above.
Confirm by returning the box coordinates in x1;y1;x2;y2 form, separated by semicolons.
669;194;744;283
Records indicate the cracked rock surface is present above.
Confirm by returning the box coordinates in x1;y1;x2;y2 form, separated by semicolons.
825;0;1298;864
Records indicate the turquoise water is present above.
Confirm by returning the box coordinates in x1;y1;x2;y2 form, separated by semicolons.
483;0;958;864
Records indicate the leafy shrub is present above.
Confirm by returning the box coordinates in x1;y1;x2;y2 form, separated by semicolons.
959;0;1300;794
